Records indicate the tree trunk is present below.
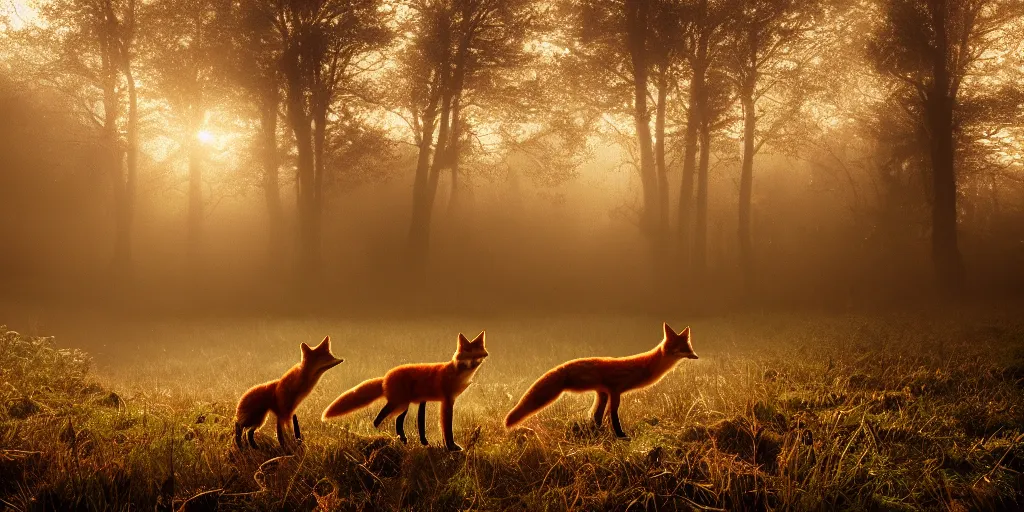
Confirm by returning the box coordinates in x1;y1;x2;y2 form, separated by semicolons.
678;68;701;272
409;89;451;256
260;87;284;265
654;65;669;237
738;88;755;292
927;3;965;291
116;55;138;278
287;89;317;278
447;95;463;217
187;120;203;262
694;119;710;277
679;24;708;274
626;0;659;238
101;46;127;274
408;101;438;254
409;40;463;258
311;101;327;274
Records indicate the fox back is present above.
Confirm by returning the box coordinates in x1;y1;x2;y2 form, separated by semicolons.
505;323;696;430
236;336;343;427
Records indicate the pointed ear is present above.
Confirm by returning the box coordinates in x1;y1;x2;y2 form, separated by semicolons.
301;342;312;357
317;335;331;350
680;326;691;339
663;322;676;339
472;330;485;344
458;333;470;346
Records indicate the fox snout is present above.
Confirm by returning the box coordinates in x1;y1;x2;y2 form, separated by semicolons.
686;354;699;360
322;358;344;370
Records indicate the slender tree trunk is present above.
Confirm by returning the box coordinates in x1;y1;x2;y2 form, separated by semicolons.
408;45;452;259
100;43;127;275
626;0;659;238
409;49;460;258
678;67;701;272
409;99;438;250
116;56;138;278
927;3;965;291
694;119;710;276
260;87;284;264
692;20;711;279
738;87;755;292
412;90;452;253
654;66;669;237
311;101;327;273
287;87;317;278
187;115;203;262
447;95;463;216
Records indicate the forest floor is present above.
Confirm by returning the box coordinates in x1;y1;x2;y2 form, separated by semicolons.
2;307;1024;511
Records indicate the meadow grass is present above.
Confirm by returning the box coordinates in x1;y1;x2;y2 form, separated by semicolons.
1;308;1023;510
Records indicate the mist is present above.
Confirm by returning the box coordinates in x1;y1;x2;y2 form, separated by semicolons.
2;1;1024;510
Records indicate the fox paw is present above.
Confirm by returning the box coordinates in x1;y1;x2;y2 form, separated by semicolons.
420;438;429;446
445;443;463;452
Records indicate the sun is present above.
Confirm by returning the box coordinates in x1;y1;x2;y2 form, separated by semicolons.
196;130;215;145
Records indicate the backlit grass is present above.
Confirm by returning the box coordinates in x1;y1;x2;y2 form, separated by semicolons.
2;309;1023;510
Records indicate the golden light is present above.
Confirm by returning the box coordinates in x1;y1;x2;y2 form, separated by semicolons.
196;130;215;145
2;1;39;31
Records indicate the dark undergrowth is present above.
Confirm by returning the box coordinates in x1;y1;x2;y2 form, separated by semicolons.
2;314;1024;511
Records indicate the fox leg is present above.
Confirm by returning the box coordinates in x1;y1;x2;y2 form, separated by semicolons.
441;398;462;452
292;415;302;442
592;392;609;428
608;393;629;439
395;407;410;444
276;417;289;448
373;402;397;429
417;402;428;446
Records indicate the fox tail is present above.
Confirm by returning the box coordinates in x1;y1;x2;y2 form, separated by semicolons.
505;370;567;428
322;378;385;421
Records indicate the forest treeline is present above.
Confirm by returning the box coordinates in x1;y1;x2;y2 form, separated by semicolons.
1;0;1023;313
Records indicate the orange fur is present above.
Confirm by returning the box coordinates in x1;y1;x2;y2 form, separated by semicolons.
322;331;488;451
504;323;697;438
234;336;343;449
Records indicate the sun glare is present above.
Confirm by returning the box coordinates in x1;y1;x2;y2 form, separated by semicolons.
196;130;215;145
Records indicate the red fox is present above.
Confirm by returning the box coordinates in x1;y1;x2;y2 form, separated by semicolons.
322;331;488;451
505;323;697;439
234;335;344;449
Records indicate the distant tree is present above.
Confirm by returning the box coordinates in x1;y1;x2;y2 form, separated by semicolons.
693;67;737;275
141;0;232;263
267;0;390;279
402;0;540;261
724;0;821;291
676;0;735;275
22;0;141;278
868;0;1024;291
232;3;287;266
565;0;665;241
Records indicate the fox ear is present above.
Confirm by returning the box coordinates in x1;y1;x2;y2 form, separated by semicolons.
301;342;312;357
317;335;331;350
663;322;676;339
458;333;470;346
472;330;485;345
680;326;690;339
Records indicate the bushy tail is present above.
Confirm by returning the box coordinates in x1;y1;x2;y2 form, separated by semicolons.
505;370;567;428
322;378;385;421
